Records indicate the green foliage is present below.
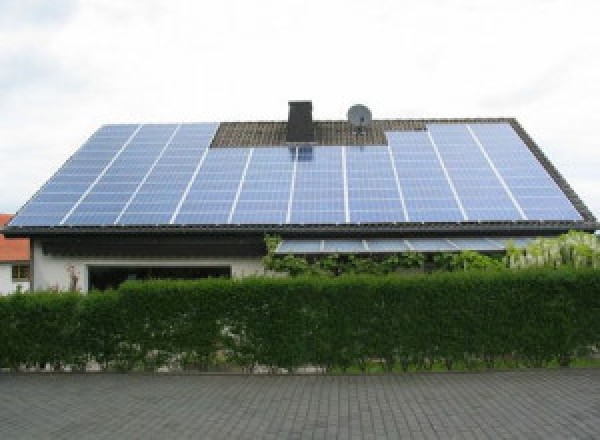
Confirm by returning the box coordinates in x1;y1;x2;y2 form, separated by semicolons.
0;268;598;372
263;235;425;276
505;231;600;269
448;250;505;271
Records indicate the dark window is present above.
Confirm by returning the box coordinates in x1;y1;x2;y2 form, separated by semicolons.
12;264;30;282
88;265;231;291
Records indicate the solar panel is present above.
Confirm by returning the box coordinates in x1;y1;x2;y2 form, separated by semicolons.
468;123;582;221
346;146;406;223
10;124;139;227
427;124;522;221
289;147;345;224
388;130;465;222
365;239;410;252
119;123;217;225
275;237;535;254
322;240;366;253
448;238;503;251
276;240;322;253
175;147;248;224
9;121;584;228
230;147;293;224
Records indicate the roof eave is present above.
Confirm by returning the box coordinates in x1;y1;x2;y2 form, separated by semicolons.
3;220;598;238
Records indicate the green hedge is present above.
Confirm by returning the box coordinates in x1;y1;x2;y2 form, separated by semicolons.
1;268;598;371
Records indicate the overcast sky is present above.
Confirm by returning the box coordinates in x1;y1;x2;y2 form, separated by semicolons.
1;0;598;220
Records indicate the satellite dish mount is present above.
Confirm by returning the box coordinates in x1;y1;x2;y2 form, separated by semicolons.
347;104;372;136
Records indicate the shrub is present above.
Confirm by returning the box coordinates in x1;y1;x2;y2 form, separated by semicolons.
0;268;598;372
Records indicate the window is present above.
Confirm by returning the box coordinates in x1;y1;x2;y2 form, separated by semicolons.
12;264;29;282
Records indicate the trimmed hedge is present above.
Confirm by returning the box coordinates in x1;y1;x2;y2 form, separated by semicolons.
0;268;598;371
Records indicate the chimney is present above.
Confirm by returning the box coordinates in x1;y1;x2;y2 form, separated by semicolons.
286;101;315;144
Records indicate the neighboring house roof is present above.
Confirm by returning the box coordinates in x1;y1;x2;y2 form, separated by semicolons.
3;114;598;237
0;214;29;261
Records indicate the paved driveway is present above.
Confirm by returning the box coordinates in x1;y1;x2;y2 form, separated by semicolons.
0;370;598;439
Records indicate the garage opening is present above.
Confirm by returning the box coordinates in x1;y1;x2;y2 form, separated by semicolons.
88;266;231;291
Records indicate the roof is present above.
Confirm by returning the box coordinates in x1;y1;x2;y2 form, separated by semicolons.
4;118;598;237
0;215;29;261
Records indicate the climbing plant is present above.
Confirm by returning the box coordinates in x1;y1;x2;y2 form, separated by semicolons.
264;231;599;275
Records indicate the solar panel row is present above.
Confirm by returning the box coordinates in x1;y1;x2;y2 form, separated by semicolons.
275;237;535;254
9;122;582;227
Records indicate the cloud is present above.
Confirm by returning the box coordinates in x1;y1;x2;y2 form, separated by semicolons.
0;50;76;91
0;0;77;28
480;62;572;110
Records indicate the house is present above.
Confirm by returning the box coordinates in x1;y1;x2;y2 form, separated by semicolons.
0;214;30;294
3;102;598;291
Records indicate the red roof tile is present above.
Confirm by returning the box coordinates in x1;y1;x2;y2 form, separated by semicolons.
0;214;29;262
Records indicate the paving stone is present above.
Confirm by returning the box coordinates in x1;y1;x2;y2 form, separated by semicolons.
0;370;598;439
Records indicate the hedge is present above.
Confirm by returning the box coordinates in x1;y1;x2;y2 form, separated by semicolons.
0;268;598;372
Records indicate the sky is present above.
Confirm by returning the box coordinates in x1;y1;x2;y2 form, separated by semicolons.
0;0;598;220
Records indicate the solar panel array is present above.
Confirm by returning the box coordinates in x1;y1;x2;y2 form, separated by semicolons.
9;122;582;227
275;237;536;254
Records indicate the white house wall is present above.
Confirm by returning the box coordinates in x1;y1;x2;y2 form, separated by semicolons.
31;241;267;293
0;264;29;295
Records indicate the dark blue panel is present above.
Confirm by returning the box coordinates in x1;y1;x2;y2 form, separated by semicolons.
130;192;185;203
138;182;189;193
63;124;179;225
388;131;463;222
51;175;96;185
73;202;123;214
184;190;236;203
351;211;406;223
427;124;521;221
176;212;230;224
84;193;132;203
350;189;400;200
92;182;140;193
469;123;581;221
405;199;462;210
401;186;456;199
290;147;345;224
237;191;289;201
230;147;292;224
9;214;65;227
118;213;173;225
409;210;464;222
230;211;287;224
42;182;92;193
466;209;525;221
178;201;233;212
19;202;74;214
350;199;402;211
293;200;344;211
64;213;121;225
124;202;180;212
33;193;81;203
235;200;288;211
292;211;345;223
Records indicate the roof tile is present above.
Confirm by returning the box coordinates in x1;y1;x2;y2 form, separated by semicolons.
0;215;29;262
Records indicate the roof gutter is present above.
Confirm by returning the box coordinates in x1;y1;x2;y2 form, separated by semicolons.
3;220;598;238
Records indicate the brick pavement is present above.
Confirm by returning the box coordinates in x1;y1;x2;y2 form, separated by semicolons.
0;369;598;439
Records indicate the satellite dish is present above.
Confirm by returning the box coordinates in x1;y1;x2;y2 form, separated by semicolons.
347;104;372;135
